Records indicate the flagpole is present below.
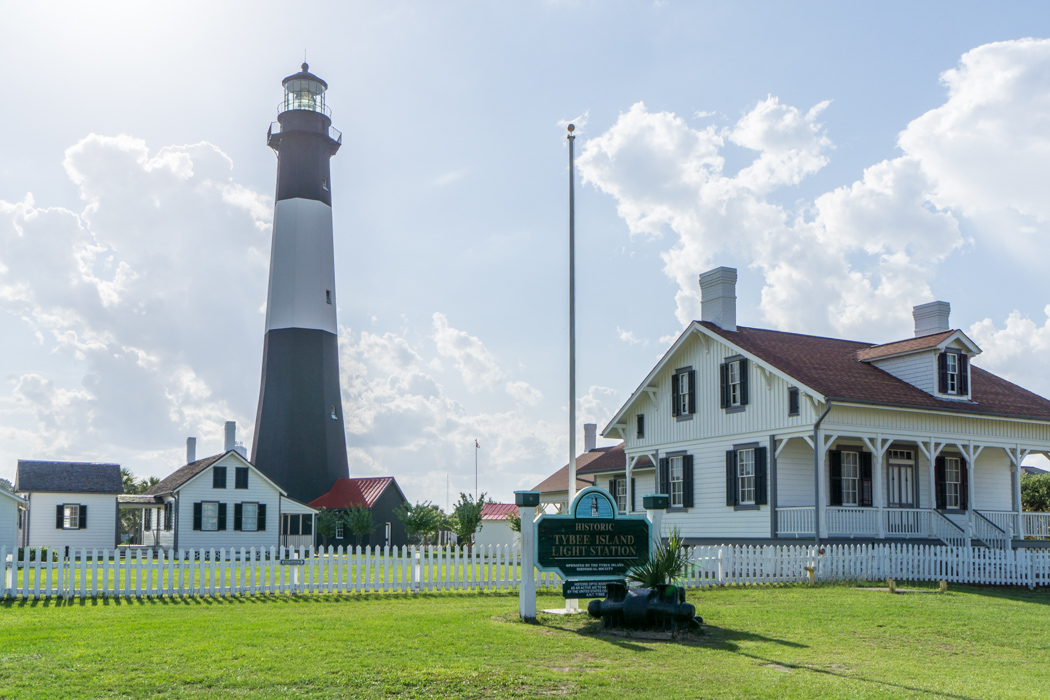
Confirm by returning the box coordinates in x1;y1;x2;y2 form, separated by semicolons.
567;123;577;508
475;440;479;501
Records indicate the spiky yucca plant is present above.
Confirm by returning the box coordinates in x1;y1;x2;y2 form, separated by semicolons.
627;528;691;588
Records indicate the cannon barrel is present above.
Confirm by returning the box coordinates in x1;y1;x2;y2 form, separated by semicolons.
587;583;700;631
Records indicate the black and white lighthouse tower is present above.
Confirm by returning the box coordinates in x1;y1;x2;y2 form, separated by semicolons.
252;64;349;504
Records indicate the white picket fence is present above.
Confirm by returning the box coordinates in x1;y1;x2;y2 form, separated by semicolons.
3;543;1049;600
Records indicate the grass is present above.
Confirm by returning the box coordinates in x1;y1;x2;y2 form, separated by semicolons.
0;583;1048;698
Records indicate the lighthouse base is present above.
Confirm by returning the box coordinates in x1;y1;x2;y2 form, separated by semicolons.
252;327;350;504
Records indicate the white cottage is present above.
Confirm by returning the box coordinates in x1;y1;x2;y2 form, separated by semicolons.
594;267;1050;548
473;503;521;548
141;448;318;551
15;461;123;551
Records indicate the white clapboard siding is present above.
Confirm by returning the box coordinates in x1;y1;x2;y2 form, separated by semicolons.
3;543;1047;600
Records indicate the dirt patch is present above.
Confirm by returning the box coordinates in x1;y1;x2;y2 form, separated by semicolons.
761;663;793;673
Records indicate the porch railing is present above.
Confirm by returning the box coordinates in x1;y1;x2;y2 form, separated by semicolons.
929;510;969;548
978;511;1019;538
972;511;1010;549
775;507;814;537
826;507;879;537
1024;512;1050;540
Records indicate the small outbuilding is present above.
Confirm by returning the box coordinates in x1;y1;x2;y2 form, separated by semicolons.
473;503;520;549
15;460;124;551
309;477;410;548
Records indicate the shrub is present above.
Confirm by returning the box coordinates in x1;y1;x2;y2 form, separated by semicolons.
1022;472;1050;512
627;529;691;588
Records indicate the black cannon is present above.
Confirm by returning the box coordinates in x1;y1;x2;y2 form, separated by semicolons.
587;582;701;631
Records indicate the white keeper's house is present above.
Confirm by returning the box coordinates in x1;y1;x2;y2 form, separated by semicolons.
139;434;318;551
594;266;1050;548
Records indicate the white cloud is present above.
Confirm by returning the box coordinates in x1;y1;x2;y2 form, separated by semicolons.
616;326;644;345
577;40;1050;344
969;306;1050;398
0;133;270;476
433;170;465;187
431;312;506;390
506;380;543;406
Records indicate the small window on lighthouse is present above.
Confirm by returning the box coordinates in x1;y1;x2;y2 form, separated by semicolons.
330;406;339;420
326;290;332;304
321;177;329;191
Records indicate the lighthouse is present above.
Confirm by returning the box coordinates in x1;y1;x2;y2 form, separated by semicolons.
251;64;350;504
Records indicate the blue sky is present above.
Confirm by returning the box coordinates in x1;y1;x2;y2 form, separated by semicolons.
2;1;1049;503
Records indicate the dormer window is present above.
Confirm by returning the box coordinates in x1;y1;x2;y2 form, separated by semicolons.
938;351;969;397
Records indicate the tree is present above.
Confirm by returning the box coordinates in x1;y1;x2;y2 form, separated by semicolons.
121;467;138;494
507;511;521;533
394;500;445;546
344;507;375;547
448;492;486;548
315;508;342;547
139;476;161;492
1022;471;1050;513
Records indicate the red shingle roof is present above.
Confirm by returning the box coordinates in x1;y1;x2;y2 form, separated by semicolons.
309;477;396;509
701;322;1050;421
481;503;518;521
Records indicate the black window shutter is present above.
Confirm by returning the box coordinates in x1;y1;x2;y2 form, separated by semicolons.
739;359;750;406
938;353;949;393
671;374;680;417
258;503;267;531
829;450;843;507
755;447;767;505
687;370;696;415
958;354;969;394
719;363;729;408
80;505;87;529
725;450;737;506
218;503;227;531
934;457;947;509
636;414;644;439
213;466;227;489
234;503;243;531
859;452;873;507
658;458;669;495
631;478;637;512
235;467;248;489
683;455;694;508
193;502;202;531
56;505;63;529
959;459;969;510
144;508;151;531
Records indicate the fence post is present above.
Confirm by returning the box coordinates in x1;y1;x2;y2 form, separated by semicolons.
515;491;538;622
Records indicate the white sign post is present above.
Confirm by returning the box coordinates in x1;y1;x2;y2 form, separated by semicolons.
516;491;539;622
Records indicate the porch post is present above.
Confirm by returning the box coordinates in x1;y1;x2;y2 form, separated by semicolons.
1011;447;1025;540
626;455;635;514
816;432;828;540
874;436;885;539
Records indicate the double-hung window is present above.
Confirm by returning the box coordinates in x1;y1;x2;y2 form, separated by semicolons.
62;504;80;530
671;368;695;419
636;413;645;439
945;457;962;509
720;357;749;411
335;522;345;539
241;503;259;531
841;452;859;506
938;351;969;397
737;449;755;505
202;502;219;531
669;457;685;507
615;479;628;513
725;445;767;508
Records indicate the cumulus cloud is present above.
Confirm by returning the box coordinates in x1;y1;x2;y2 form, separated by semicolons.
578;40;1050;347
0;133;271;476
432;312;506;390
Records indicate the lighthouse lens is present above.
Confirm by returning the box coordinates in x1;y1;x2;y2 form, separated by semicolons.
282;79;327;115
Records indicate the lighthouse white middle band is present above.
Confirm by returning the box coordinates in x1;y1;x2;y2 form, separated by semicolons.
264;197;338;334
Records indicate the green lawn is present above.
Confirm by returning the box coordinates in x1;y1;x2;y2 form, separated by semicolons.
1;584;1047;698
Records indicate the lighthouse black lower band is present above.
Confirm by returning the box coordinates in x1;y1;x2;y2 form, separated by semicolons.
251;327;349;505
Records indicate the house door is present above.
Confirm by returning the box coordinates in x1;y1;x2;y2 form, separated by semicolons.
887;450;915;508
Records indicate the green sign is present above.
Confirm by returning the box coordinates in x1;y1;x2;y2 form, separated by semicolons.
534;487;650;579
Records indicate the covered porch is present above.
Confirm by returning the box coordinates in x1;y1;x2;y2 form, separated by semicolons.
772;429;1050;548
